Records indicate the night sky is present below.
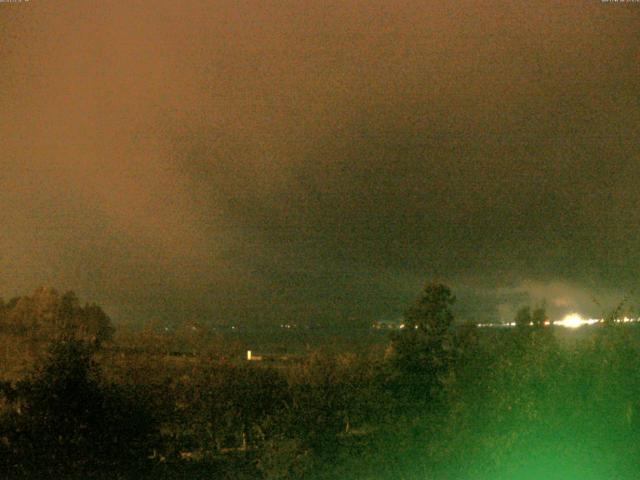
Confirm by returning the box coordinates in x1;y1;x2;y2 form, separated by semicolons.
2;1;640;326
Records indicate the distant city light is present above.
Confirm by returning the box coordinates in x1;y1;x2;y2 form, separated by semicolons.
376;315;639;330
555;313;595;329
476;313;638;329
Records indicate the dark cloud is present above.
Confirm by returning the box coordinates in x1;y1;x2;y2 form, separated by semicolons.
2;1;639;325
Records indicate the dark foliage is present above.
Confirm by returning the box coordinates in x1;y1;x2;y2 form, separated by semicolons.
0;339;157;479
3;285;640;479
0;287;114;345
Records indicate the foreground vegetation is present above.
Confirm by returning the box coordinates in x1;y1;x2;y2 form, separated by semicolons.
1;285;640;479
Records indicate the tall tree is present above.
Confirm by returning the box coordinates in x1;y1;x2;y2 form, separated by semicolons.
0;339;157;477
531;306;547;328
515;306;532;329
390;282;456;400
1;288;114;345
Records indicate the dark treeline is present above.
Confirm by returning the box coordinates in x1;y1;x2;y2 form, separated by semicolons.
0;287;113;345
2;284;640;479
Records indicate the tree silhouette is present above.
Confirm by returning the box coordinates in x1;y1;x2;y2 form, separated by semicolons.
515;306;532;329
389;282;456;405
0;339;157;478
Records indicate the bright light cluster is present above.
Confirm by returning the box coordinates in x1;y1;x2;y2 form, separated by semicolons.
554;313;599;329
477;313;638;329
